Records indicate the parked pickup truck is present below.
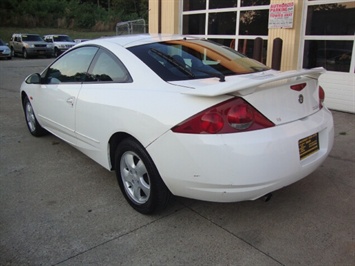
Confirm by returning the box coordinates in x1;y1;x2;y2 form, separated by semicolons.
10;33;54;59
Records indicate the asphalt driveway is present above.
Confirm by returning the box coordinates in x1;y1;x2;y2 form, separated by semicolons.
0;58;354;265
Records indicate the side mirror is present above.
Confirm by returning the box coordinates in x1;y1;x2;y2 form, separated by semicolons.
25;73;41;84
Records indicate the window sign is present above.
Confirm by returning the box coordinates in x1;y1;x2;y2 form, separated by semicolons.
268;2;294;29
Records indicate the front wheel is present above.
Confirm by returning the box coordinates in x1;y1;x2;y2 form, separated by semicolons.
115;138;171;214
54;48;59;57
23;96;47;137
23;49;29;59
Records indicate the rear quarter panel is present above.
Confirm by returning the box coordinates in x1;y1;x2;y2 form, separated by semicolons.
75;83;229;169
74;41;230;168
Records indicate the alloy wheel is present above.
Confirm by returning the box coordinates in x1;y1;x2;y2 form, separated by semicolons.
25;101;36;132
120;151;151;204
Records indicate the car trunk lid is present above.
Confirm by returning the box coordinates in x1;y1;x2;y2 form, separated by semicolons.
168;68;325;125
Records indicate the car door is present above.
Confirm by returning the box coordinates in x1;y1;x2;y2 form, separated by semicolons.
74;48;133;166
36;46;99;144
14;35;21;53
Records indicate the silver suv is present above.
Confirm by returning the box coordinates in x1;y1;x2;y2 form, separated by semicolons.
10;33;54;59
43;35;75;57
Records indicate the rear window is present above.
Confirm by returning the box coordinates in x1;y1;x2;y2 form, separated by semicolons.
128;39;269;81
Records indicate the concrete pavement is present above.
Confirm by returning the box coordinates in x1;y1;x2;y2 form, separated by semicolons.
0;58;354;265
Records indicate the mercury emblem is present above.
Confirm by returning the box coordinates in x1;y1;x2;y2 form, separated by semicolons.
299;94;304;104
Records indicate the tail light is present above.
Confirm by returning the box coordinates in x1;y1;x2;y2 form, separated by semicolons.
172;98;274;134
319;86;325;109
290;83;306;91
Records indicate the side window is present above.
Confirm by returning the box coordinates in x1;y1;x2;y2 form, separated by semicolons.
45;46;98;84
88;49;132;83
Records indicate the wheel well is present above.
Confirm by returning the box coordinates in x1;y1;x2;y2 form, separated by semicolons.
109;132;138;171
21;92;28;105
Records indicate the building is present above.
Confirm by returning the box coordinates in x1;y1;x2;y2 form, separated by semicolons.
148;0;355;113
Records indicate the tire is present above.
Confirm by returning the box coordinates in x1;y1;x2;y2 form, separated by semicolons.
23;96;47;137
23;49;28;59
54;48;59;57
11;47;15;57
115;138;171;214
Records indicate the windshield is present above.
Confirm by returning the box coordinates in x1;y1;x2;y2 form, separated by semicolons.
0;39;5;45
53;35;73;42
128;39;269;81
22;35;43;42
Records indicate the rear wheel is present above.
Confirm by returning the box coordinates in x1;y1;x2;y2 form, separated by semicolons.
23;96;47;137
115;138;171;214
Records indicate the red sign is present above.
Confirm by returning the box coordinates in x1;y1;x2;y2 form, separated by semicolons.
268;2;294;29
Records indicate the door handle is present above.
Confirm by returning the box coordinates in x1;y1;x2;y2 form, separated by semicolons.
66;97;75;106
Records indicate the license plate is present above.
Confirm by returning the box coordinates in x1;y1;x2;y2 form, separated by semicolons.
299;133;319;160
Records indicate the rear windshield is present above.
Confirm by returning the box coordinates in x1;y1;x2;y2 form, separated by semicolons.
128;39;269;81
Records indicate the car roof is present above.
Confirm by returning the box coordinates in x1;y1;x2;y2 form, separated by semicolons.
80;34;193;48
44;34;69;37
13;33;40;36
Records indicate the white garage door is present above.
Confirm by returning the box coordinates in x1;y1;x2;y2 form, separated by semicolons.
301;0;354;113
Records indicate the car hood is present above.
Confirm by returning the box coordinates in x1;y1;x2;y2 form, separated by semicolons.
24;41;48;45
55;41;75;45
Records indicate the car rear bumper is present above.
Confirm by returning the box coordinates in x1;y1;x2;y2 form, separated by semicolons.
147;107;334;202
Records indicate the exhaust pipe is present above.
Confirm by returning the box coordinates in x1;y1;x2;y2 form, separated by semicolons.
262;193;273;202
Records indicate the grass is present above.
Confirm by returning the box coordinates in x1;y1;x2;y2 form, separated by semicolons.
0;27;116;42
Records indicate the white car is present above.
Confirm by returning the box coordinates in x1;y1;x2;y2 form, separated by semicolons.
20;34;334;214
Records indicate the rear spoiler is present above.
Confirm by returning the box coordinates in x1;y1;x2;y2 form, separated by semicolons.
179;67;325;97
